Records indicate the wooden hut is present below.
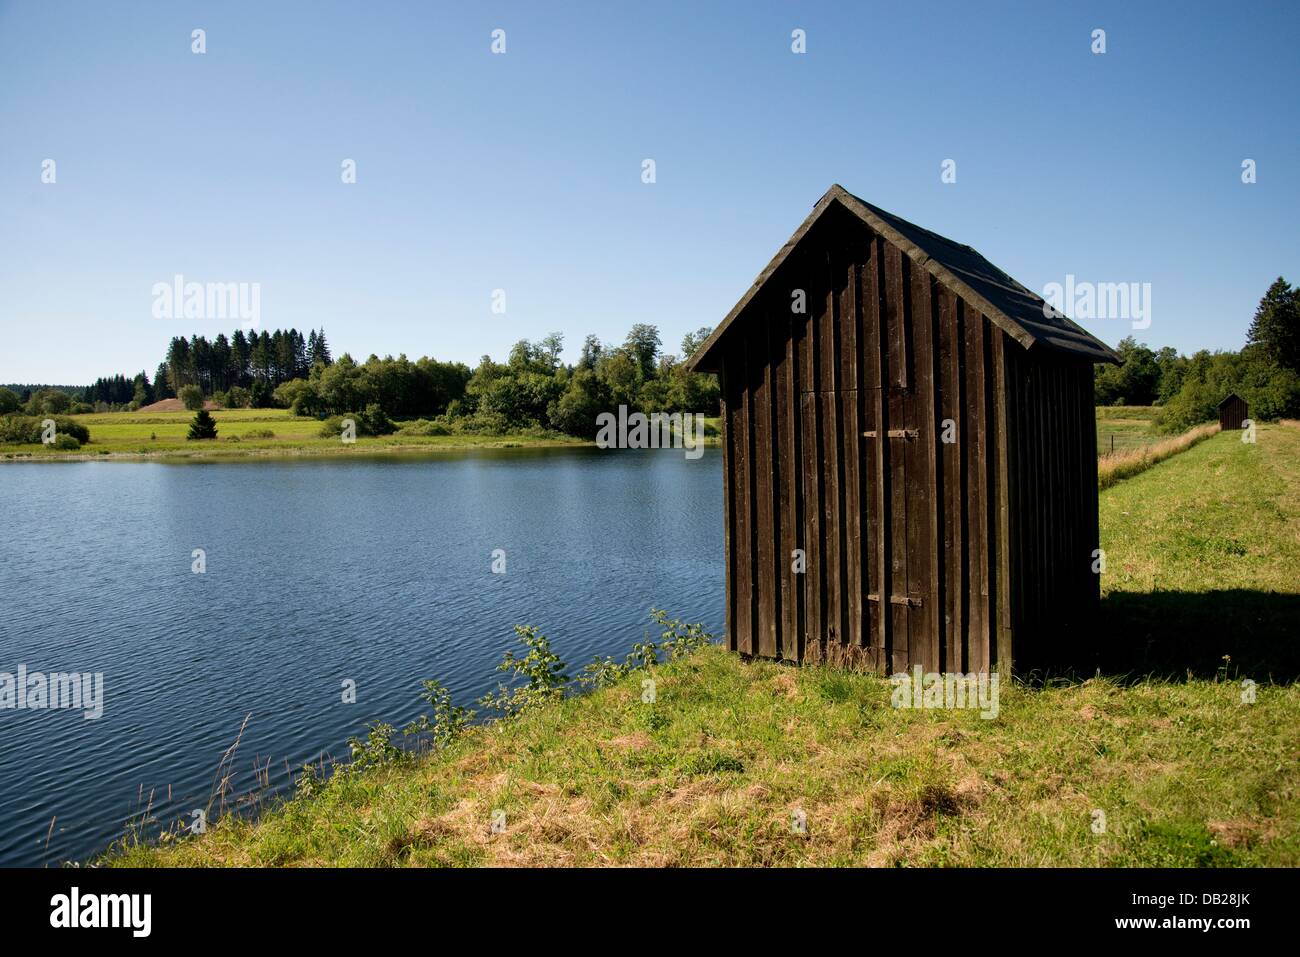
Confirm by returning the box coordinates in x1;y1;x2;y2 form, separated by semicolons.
1218;393;1248;431
686;185;1121;675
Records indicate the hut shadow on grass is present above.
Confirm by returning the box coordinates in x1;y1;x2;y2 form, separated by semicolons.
1092;589;1300;684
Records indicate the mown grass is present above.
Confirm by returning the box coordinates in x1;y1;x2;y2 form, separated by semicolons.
1097;422;1220;490
105;425;1300;867
0;408;582;460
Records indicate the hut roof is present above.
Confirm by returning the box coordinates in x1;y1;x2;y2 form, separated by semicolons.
687;184;1122;372
1217;393;1244;409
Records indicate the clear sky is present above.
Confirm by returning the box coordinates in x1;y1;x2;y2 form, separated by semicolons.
1;0;1296;384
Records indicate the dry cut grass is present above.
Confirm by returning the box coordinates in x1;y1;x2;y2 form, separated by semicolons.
1097;422;1219;490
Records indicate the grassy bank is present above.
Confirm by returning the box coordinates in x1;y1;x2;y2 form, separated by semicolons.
1;409;727;461
1097;421;1220;490
105;425;1300;867
0;408;584;460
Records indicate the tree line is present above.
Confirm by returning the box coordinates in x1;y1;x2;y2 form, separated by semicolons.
1095;276;1300;431
58;323;721;438
14;274;1293;436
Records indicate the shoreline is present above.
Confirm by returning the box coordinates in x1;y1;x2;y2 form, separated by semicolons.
0;436;589;463
1;435;725;464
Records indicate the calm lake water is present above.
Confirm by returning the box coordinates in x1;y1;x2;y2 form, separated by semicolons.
0;447;723;866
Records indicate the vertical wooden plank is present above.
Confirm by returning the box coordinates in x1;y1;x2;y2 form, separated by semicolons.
752;304;777;659
992;332;1013;674
797;248;824;654
963;305;988;673
840;251;863;650
868;235;889;670
775;302;795;661
939;286;963;673
788;304;806;661
884;243;909;673
731;335;753;655
908;265;938;673
720;364;735;654
820;251;844;647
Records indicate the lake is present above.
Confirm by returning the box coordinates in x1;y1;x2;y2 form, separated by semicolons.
0;447;723;865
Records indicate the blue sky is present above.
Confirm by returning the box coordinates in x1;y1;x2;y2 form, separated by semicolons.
1;0;1296;384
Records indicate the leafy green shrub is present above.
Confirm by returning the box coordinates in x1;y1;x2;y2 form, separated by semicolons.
479;625;570;719
0;415;90;445
179;384;205;411
358;403;394;436
403;679;475;749
51;433;81;450
650;608;716;660
578;656;630;690
319;406;395;438
397;418;452;437
346;723;401;772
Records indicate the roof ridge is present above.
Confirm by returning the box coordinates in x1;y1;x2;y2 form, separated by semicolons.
687;186;1121;372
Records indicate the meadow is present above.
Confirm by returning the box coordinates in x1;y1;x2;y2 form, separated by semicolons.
0;408;582;459
105;424;1300;867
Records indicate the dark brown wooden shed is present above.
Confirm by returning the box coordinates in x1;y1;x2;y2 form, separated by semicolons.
686;185;1121;675
1218;393;1248;431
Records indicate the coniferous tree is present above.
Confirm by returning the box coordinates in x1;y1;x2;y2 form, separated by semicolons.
1246;277;1300;373
315;328;332;366
154;361;175;399
186;409;218;440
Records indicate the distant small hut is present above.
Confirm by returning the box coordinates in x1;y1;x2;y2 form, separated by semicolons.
686;185;1121;675
1218;393;1248;431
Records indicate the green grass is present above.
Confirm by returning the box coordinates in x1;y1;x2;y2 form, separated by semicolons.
103;425;1300;867
0;408;583;460
1096;405;1164;456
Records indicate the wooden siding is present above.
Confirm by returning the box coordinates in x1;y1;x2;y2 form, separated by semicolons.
718;207;1099;674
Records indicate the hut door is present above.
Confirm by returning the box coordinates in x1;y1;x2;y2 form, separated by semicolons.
864;395;925;675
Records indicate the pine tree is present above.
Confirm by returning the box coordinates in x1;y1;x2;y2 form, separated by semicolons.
315;328;332;366
186;409;218;441
1246;277;1300;373
154;360;175;399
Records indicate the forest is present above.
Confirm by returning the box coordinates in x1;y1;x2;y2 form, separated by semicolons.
4;276;1296;438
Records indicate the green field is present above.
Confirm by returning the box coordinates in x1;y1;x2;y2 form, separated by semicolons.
0;408;582;460
3;406;1163;462
105;425;1300;867
1096;405;1165;456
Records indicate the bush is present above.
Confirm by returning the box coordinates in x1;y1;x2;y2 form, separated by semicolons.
0;415;90;445
52;433;81;450
225;386;252;409
396;418;452;437
178;385;205;411
478;625;570;719
403;679;475;750
358;403;394;436
318;405;395;438
241;428;275;439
